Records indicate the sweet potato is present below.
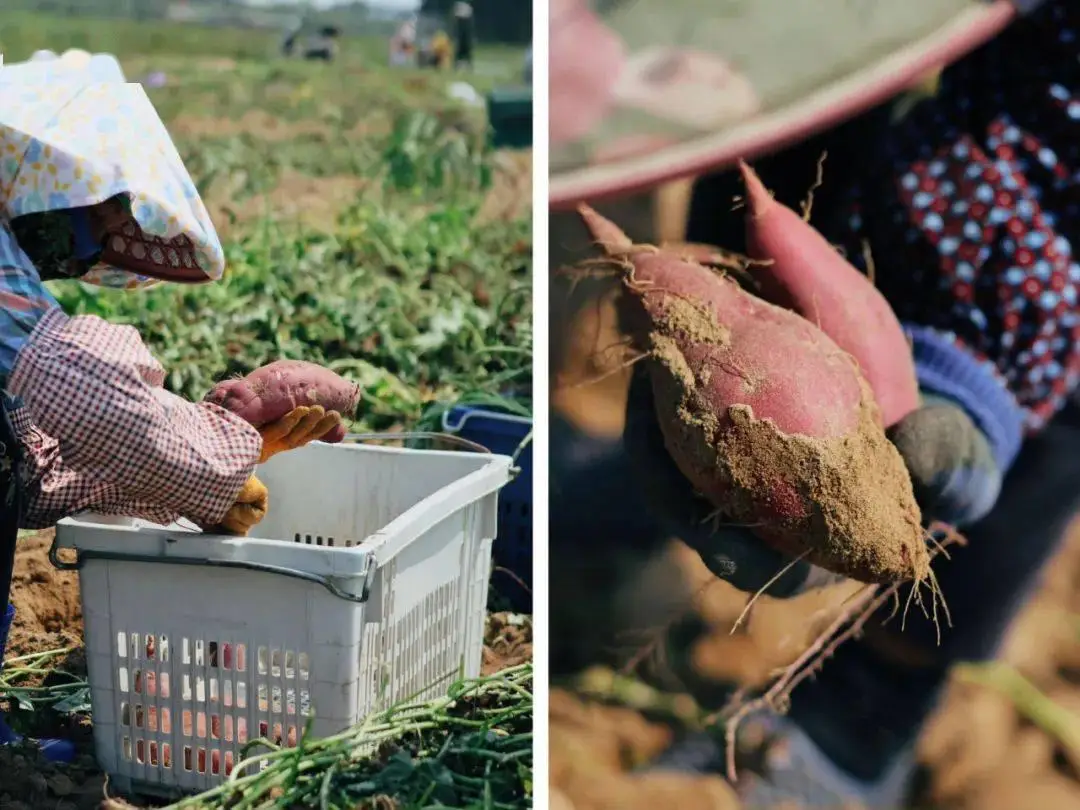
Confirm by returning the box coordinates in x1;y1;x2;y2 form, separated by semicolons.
205;360;358;443
579;206;926;585
740;162;919;427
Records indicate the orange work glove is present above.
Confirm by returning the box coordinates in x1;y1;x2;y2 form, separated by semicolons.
217;475;269;535
258;405;342;463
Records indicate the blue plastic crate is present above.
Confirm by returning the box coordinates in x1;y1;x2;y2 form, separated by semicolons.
443;406;532;612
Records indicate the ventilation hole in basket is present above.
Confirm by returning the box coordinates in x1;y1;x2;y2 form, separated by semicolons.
236;644;247;672
225;715;234;743
161;672;171;699
211;714;221;741
257;683;268;712
210;677;219;704
146;672;157;697
182;674;192;702
148;707;158;733
122;737;132;761
162;708;172;735
285;688;295;716
284;651;295;678
225;751;235;776
271;686;282;713
135;705;144;729
130;634;140;660
237;717;248;744
208;641;219;668
195;640;205;667
237;681;247;709
287;725;298;748
162;743;172;769
211;749;221;776
197;748;207;775
149;742;159;767
182;710;192;737
120;703;130;726
260;721;269;740
196;712;207;739
196;675;206;703
136;740;145;764
160;636;170;663
272;723;283;745
222;643;233;670
133;670;142;695
182;638;191;666
300;689;311;716
183;746;192;772
117;632;127;657
145;635;156;660
257;647;268;675
298;653;310;680
223;679;233;707
270;648;282;677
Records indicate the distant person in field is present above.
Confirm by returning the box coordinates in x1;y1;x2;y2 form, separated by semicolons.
454;1;475;70
303;26;341;63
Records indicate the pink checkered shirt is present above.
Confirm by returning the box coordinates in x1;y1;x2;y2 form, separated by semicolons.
8;308;262;528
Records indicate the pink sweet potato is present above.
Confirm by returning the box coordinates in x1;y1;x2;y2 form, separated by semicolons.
205;360;359;444
740;162;919;427
579;205;925;584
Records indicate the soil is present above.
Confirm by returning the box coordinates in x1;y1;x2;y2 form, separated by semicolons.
549;522;1080;810
1;532;532;809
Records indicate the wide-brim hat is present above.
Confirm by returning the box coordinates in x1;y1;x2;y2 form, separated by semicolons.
550;0;1020;208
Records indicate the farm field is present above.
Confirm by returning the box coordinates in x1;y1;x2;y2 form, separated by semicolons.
0;12;532;810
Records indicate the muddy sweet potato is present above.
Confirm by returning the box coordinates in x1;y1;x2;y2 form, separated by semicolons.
740;162;919;427
579;206;926;585
205;360;359;443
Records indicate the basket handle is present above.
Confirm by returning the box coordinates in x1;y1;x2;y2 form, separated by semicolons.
440;408;532;434
343;430;492;455
47;534;377;603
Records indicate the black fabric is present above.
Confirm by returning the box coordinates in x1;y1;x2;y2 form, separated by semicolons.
0;395;23;611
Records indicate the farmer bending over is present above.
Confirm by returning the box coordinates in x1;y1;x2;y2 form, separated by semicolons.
0;78;350;762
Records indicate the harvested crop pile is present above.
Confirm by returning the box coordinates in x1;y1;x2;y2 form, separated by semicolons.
576;206;925;585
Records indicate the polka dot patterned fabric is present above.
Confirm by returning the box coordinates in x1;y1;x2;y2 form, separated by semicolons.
830;0;1080;433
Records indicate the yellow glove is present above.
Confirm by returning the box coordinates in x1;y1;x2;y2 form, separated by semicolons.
217;475;269;535
258;405;342;464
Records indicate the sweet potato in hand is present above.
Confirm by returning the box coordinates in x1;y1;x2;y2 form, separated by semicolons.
205;360;359;444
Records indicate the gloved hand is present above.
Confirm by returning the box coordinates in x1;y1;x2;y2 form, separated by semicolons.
258;405;342;463
887;392;1002;530
624;369;1001;599
216;475;269;535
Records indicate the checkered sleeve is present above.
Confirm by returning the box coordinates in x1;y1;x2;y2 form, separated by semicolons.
8;308;263;527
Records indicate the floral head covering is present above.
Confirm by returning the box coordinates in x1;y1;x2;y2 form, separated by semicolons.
0;53;225;290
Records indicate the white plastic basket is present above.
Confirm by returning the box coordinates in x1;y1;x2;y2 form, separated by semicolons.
52;440;512;798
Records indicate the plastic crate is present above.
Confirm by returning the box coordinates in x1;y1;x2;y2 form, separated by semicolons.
53;441;511;798
442;406;532;612
486;86;532;149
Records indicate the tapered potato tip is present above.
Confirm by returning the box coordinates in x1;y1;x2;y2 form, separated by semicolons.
578;203;633;253
738;159;776;220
